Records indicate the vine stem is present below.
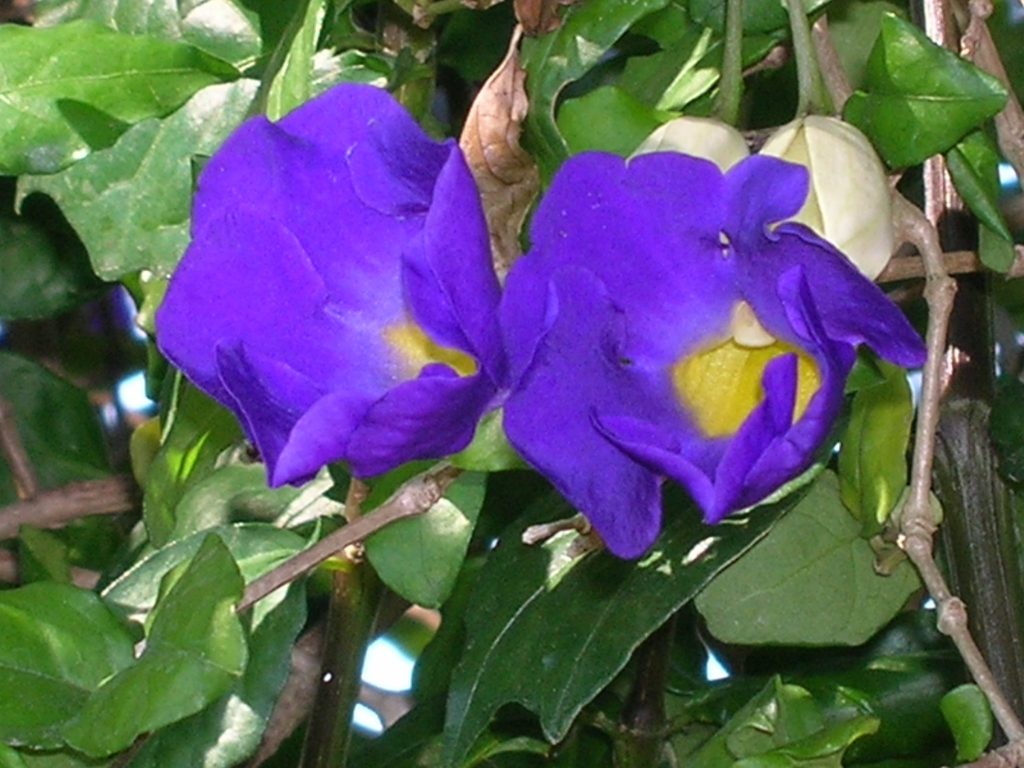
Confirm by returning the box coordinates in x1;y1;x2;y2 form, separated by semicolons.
893;192;1024;743
237;465;461;613
299;479;379;768
783;0;832;115
713;0;744;125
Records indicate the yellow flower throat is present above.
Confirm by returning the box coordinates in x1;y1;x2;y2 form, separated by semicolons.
386;321;478;378
671;303;821;437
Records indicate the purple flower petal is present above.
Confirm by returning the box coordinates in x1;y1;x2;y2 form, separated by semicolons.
158;84;503;483
503;151;925;557
503;268;667;558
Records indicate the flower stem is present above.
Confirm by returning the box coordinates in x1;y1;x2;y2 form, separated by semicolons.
299;561;383;768
613;616;677;768
299;479;382;768
714;0;745;125
783;0;832;116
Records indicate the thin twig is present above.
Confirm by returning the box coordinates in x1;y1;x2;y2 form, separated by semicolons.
955;740;1024;767
877;249;1024;282
0;549;17;583
893;191;1024;742
237;465;462;613
958;0;1024;186
0;398;39;500
0;476;138;540
811;16;852;112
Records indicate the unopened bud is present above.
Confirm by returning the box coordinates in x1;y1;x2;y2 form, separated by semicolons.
760;116;894;279
633;117;749;171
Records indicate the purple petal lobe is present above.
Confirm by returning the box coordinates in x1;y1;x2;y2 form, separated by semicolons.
724;155;809;247
345;369;495;478
503;268;665;558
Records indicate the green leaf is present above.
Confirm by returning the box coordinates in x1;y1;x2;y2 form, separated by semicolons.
838;359;913;530
35;0;265;68
0;21;237;175
142;378;242;547
843;14;1007;168
0;352;110;505
695;471;921;645
260;0;326;120
732;716;880;767
826;0;905;92
169;462;326;540
128;583;305;768
451;410;525;472
557;87;667;157
0;583;134;748
521;0;671;178
64;536;247;757
18;527;72;584
690;677;879;768
689;0;831;35
0;213;101;321
102;523;306;618
940;684;993;762
619;28;780;112
310;49;393;93
946;131;1015;271
366;472;486;608
19;80;257;281
442;486;804;767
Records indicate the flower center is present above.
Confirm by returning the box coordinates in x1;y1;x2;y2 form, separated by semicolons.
671;304;821;437
385;321;478;378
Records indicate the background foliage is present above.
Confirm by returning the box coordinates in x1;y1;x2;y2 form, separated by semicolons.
0;0;1022;765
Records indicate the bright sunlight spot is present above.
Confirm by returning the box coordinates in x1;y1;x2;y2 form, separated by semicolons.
705;648;731;681
115;371;155;414
353;704;384;735
361;637;415;692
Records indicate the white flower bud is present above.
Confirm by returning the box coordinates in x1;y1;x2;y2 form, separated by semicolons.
633;117;749;171
760;116;893;279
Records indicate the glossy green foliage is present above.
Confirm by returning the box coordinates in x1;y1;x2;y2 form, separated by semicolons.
142;378;242;546
0;352;109;504
34;0;279;67
838;359;914;531
946;131;1017;271
0;583;134;748
696;472;921;645
19;81;257;280
844;14;1007;167
64;536;246;757
443;486;804;766
0;21;237;174
0;212;100;320
521;0;670;177
940;684;993;762
366;472;486;608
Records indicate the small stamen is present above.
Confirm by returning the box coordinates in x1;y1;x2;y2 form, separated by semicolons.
730;301;776;348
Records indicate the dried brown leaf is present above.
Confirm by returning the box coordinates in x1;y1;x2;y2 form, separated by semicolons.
459;26;539;277
515;0;575;35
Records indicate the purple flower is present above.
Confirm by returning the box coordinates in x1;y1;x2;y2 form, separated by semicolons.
157;84;504;484
501;152;925;558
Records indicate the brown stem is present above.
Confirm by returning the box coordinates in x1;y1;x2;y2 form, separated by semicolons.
893;190;1024;742
877;249;1024;282
237;465;461;612
614;617;677;768
811;16;852;111
0;398;39;500
958;0;1024;186
0;476;138;540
